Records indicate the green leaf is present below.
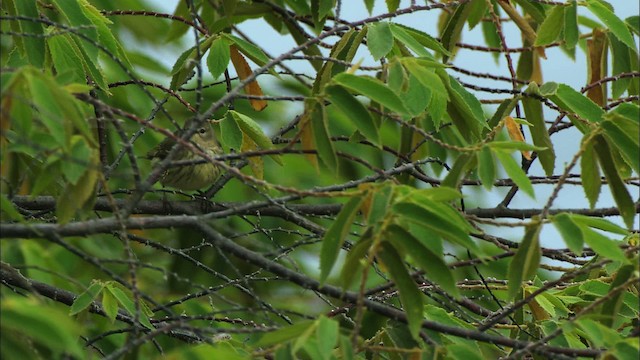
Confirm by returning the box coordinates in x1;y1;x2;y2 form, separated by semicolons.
534;5;565;46
367;22;394;60
222;34;271;67
46;33;86;85
401;58;447;98
608;34;632;98
477;146;496;190
385;0;399;12
332;73;408;115
441;2;472;62
441;153;474;189
467;0;488;29
601;118;640;173
0;194;24;222
569;214;628;235
340;237;372;289
309;100;338;171
10;0;45;67
69;281;104;316
255;320;316;347
594;136;635;228
392;24;451;56
540;82;604;123
393;202;479;253
563;1;579;49
581;227;627;262
377;242;423;339
389;23;431;58
2;298;84;358
207;37;231;80
508;223;542;299
170;36;216;90
586;0;637;51
601;264;635;327
230;110;282;165
320;194;365;282
626;15;640;35
221;111;244;150
101;288;119;323
580;140;601;208
106;284;154;330
487;141;546;152
316;316;339;355
493;149;535;198
325;85;380;146
51;0;98;59
552;213;584;255
523;83;555;176
439;70;488;140
386;224;459;298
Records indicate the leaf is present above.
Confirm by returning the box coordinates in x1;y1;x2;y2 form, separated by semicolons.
340;237;372;289
254;321;315;347
101;288;119;323
580;139;601;208
508;223;542;299
593;136;635;229
392;24;451;56
386;224;459;298
580;227;627;263
540;82;605;123
601;264;635;327
377;242;423;340
332;73;408;115
523;83;555;175
2;298;84;358
393;202;479;253
601;118;640;173
609;34;632;98
222;34;272;67
389;23;432;58
477;146;496;190
56;152;99;224
170;36;216;90
320;194;365;282
69;281;104;316
441;153;474;189
534;5;565;46
241;133;264;179
493;149;535;198
0;194;24;222
46;32;86;85
552;213;584;255
221;111;243;150
325;85;380;146
367;22;394;60
563;1;579;49
586;0;637;51
503;116;531;160
316;316;339;355
206;37;231;80
230;110;281;164
440;2;472;62
229;45;268;111
106;284;154;330
401;58;447;98
10;0;45;67
569;214;628;235
439;70;488;140
308;100;337;171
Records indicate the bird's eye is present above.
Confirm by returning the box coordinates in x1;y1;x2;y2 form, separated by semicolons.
198;128;207;134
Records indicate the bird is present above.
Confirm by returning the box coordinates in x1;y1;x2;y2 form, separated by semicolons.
146;124;222;191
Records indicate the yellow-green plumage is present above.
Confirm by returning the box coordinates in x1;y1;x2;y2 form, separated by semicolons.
146;125;222;191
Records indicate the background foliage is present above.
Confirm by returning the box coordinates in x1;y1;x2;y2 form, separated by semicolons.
1;0;639;359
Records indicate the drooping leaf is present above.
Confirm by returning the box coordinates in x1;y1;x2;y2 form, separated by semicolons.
552;213;584;255
493;149;535;198
325;85;380;146
508;223;542;299
523;83;555;175
477;146;496;190
308;99;337;171
229;45;268;111
580;227;627;263
580;138;601;208
69;281;104;316
377;241;423;339
332;73;408;115
367;22;394;60
535;5;565;46
320;194;365;282
564;1;579;49
230;110;281;164
206;37;231;80
586;0;637;50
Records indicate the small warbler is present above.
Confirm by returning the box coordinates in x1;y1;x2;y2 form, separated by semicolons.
146;124;222;191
